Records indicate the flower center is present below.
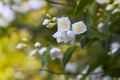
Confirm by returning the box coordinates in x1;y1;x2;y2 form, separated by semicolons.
53;51;57;56
61;21;67;28
75;25;82;31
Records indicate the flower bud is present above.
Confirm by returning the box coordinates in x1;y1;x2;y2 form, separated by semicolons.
42;19;50;25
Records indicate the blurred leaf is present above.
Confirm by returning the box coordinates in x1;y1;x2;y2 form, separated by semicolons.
109;17;120;33
88;2;98;27
62;46;76;68
80;36;88;49
89;2;97;16
74;0;94;14
83;27;104;40
41;54;47;67
80;36;98;49
101;39;110;52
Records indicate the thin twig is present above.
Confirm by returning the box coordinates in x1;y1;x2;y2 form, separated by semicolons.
44;0;76;7
40;68;120;75
39;69;104;75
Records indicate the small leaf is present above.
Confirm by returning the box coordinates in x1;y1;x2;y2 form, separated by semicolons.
41;54;47;67
80;36;89;49
109;17;120;33
80;36;98;49
83;27;104;40
63;46;76;68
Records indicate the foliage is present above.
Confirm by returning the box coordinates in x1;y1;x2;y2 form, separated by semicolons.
0;0;120;80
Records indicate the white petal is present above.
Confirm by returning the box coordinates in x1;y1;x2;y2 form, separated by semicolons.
72;21;87;34
16;43;23;49
57;17;71;31
53;31;67;43
50;47;62;60
42;19;50;25
29;49;37;56
106;4;113;11
96;0;108;4
38;47;47;55
65;63;77;73
66;30;76;44
34;42;41;47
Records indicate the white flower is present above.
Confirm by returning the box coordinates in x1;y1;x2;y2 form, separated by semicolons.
112;8;120;14
97;22;104;28
90;67;103;80
2;5;15;22
96;0;108;5
105;4;113;11
50;47;62;60
77;65;89;80
52;31;67;43
38;47;47;55
72;21;87;34
102;75;112;80
28;49;37;56
42;19;50;25
110;42;120;54
57;17;71;31
28;0;46;10
66;30;76;44
16;43;23;49
113;0;120;5
34;42;41;48
65;63;77;73
22;38;28;42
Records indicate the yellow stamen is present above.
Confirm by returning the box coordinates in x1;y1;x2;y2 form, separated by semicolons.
75;25;82;31
60;21;67;28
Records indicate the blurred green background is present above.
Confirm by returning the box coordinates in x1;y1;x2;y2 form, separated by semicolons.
0;0;120;80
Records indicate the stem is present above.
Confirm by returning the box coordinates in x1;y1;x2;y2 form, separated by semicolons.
39;69;104;75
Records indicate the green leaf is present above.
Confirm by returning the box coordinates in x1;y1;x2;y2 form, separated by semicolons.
41;54;47;67
80;36;87;49
88;2;98;27
74;0;94;14
83;27;104;40
80;36;98;49
80;36;89;49
109;17;120;33
63;46;76;68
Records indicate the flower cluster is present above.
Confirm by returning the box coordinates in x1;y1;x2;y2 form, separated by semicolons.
53;17;87;43
52;16;87;44
42;14;57;29
16;38;62;60
42;15;87;44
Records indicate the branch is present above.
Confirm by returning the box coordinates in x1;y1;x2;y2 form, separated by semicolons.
44;0;76;7
39;69;104;75
40;68;120;75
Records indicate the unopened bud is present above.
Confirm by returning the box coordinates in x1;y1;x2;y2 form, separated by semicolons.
46;13;52;18
42;19;50;25
46;23;56;29
16;43;23;49
34;42;41;48
52;17;57;22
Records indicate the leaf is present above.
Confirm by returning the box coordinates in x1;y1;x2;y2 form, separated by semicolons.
74;0;94;14
109;17;120;33
62;46;76;68
80;36;89;49
83;27;104;40
88;2;98;27
80;36;98;49
41;54;47;67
